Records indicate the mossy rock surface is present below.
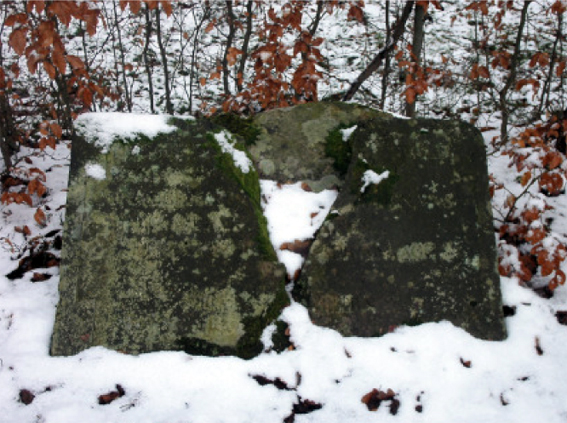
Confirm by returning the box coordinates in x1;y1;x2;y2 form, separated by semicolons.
297;116;506;341
51;118;287;359
251;102;389;191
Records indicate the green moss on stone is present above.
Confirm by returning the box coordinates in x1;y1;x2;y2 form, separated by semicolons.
168;116;197;131
236;284;289;359
270;320;292;352
324;124;354;176
210;113;261;146
206;132;277;262
350;159;399;206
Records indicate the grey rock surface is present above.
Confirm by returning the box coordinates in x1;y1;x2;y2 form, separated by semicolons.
51;118;287;358
296;113;506;340
250;102;388;190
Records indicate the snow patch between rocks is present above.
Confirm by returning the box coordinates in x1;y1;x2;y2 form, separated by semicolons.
260;180;338;278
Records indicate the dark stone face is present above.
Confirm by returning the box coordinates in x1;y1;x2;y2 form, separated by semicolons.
296;114;506;340
51;118;287;359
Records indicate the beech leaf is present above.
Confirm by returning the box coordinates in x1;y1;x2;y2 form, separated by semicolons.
9;27;27;56
34;208;47;227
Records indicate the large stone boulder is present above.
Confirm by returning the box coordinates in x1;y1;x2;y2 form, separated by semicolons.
51;117;287;358
249;102;388;191
296;111;506;340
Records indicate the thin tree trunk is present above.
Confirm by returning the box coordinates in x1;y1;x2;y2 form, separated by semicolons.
405;3;425;118
156;8;173;114
309;1;324;36
0;94;19;171
189;5;210;114
342;1;414;102
499;0;531;145
143;4;155;114
112;0;132;112
0;22;19;170
236;0;253;93
55;72;74;137
222;0;237;97
380;0;391;110
538;10;562;115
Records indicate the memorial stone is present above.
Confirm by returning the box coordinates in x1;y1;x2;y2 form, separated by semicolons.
51;117;287;358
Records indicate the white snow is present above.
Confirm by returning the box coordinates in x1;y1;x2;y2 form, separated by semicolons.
260;180;338;277
84;163;106;180
213;130;253;174
75;112;177;153
340;125;358;142
361;169;390;193
259;51;273;62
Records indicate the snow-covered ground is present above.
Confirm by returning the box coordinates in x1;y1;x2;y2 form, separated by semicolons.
0;114;567;423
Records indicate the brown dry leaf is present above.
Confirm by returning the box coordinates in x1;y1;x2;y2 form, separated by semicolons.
520;171;532;186
161;0;173;16
50;122;63;139
52;49;66;74
42;61;56;79
98;384;125;405
66;54;85;70
19;193;34;207
280;239;312;257
205;20;216;33
5;13;27;27
129;1;141;14
34;208;47;227
300;182;312;192
556;60;566;77
31;272;51;282
505;194;516;209
38;20;55;48
9;27;27;56
28;179;47;198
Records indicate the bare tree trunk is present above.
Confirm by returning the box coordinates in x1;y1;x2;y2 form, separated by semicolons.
499;0;531;145
189;5;210;114
0;94;19;171
405;3;425;118
222;0;237;97
143;4;155;114
309;1;325;36
112;0;132;112
538;10;562;115
380;0;391;110
156;8;173;114
0;24;19;170
342;1;414;102
236;0;253;93
55;72;75;137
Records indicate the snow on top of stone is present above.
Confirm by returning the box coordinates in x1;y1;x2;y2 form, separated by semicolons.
213;130;252;174
340;125;358;142
75;112;180;153
84;162;106;180
361;169;390;193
